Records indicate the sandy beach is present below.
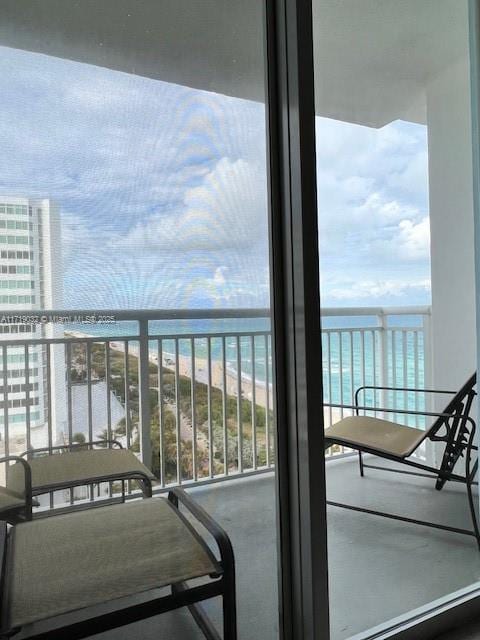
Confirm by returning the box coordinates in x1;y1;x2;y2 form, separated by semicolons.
67;329;272;409
115;340;272;410
67;331;343;426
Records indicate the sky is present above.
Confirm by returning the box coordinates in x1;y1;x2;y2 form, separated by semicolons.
0;45;431;310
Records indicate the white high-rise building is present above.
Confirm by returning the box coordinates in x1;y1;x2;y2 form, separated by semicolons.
0;197;66;451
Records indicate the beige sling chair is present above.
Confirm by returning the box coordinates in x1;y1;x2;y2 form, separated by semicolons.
0;489;237;640
0;439;154;523
324;373;479;548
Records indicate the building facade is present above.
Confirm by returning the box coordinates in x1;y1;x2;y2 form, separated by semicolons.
0;197;66;452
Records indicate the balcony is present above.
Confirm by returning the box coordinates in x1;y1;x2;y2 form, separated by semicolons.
81;467;479;640
0;307;477;639
0;306;431;469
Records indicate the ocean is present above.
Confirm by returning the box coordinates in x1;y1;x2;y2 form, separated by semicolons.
69;312;426;427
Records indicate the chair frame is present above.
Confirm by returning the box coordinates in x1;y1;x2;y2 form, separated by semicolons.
0;457;33;523
1;440;153;524
0;488;237;640
324;374;480;549
23;439;153;498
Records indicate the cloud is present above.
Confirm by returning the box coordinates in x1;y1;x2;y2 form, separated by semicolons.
62;156;271;309
213;266;227;286
116;157;268;254
0;46;431;309
316;116;431;306
397;217;430;260
0;46;270;309
356;192;419;223
59;155;270;309
324;277;431;304
191;265;270;307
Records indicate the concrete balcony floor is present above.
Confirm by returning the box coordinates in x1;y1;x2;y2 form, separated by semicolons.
89;456;480;640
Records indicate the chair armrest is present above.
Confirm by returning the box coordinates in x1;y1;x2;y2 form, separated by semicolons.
168;487;234;572
354;385;458;410
324;402;475;424
0;456;33;514
85;440;123;450
19;439;123;458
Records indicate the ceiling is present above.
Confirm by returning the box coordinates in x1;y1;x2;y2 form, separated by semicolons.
0;0;470;128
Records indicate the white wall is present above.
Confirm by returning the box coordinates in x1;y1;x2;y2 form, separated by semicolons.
427;57;477;401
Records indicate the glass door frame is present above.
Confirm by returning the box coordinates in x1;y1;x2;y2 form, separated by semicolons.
264;0;329;638
266;0;480;639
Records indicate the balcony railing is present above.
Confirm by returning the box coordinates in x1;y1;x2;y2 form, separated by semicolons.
0;306;431;496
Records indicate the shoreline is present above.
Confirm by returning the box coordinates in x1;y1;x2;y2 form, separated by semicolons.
66;330;343;425
67;330;273;410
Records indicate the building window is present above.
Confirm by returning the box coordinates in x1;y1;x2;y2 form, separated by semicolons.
0;411;40;424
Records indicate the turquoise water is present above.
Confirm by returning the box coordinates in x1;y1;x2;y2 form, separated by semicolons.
71;317;273;384
322;327;426;427
70;313;426;426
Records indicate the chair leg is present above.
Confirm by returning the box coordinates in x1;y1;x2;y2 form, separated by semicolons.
172;581;226;640
465;443;480;551
466;474;480;551
186;601;221;640
435;416;470;491
435;452;453;491
223;574;237;640
358;451;364;477
137;477;153;498
144;477;153;497
25;493;33;520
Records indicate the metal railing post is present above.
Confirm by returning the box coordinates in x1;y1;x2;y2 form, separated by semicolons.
138;319;152;471
423;310;433;391
379;310;388;418
0;305;431;488
422;310;436;464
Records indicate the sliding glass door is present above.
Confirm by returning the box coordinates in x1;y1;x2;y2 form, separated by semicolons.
0;1;296;638
313;1;480;638
6;1;480;638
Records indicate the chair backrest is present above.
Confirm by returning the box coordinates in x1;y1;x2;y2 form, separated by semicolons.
427;373;476;487
428;372;476;440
